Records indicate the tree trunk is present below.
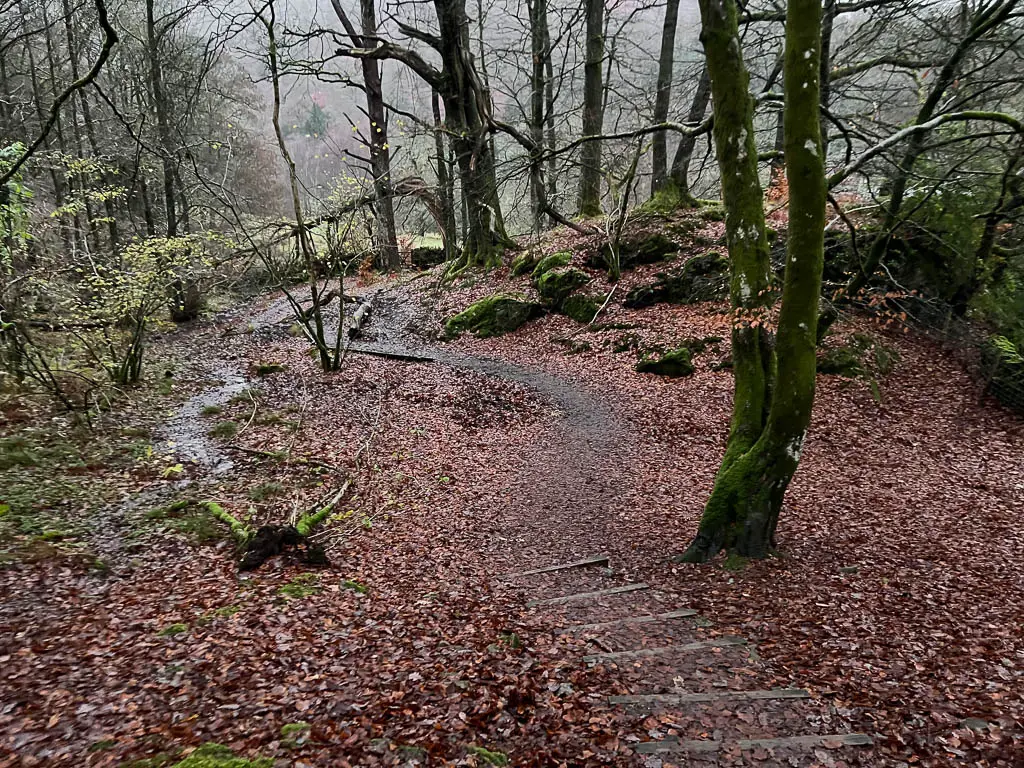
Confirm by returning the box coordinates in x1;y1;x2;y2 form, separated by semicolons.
145;0;177;238
650;0;680;197
434;0;511;268
529;0;551;232
330;0;400;270
432;89;457;261
681;0;825;563
666;64;710;206
577;0;604;217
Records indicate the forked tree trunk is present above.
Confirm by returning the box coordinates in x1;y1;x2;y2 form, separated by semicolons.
666;64;711;206
679;0;825;562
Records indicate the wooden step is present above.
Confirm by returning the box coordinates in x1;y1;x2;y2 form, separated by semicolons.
635;732;873;754
562;608;698;633
583;636;745;663
504;553;609;579
527;583;648;607
610;687;810;706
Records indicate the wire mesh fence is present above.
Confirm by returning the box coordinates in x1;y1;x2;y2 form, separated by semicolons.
890;294;1024;415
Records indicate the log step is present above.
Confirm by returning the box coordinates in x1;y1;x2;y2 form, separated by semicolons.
527;583;648;607
610;687;810;706
635;732;873;754
504;553;610;579
562;608;698;633
583;636;745;663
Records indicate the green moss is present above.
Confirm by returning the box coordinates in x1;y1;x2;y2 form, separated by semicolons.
171;743;272;768
444;294;542;338
212;605;241;618
254;362;285;377
89;739;118;752
636;348;695;378
200;405;222;417
0;437;39;470
817;346;864;377
531;251;572;279
208;421;239;440
699;200;726;221
722;552;749;571
280;722;311;749
536;268;591;307
158;623;189;637
341;578;368;594
497;631;522;649
638;181;695;215
466;746;509;766
279;573;320;599
510;251;538;276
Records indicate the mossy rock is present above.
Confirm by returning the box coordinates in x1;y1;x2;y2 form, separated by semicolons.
590;232;679;272
510;251;539;277
536;268;591;307
410;246;446;269
531;251;572;279
445;294;543;338
817;346;864;377
636;348;695;378
624;251;729;309
561;294;603;324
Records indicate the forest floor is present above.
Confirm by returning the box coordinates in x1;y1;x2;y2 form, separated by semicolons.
2;212;1024;768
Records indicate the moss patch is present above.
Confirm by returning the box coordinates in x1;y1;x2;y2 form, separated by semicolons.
280;722;311;749
171;743;272;768
531;251;571;279
208;421;239;440
561;294;604;324
278;572;321;599
636;348;695;378
445;294;543;338
466;746;509;766
254;362;285;377
158;623;189;637
535;268;591;307
510;251;539;276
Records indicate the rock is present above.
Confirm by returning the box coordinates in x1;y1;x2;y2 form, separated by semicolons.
536;268;591;306
531;251;572;279
961;718;991;731
510;251;538;276
623;251;728;308
410;246;446;269
590;232;679;271
444;294;543;338
817;346;865;377
561;294;603;324
636;348;695;377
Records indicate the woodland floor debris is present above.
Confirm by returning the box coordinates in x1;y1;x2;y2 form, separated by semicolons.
2;232;1023;766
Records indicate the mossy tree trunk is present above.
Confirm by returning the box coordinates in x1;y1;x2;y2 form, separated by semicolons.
679;0;826;562
696;0;774;473
650;0;680;197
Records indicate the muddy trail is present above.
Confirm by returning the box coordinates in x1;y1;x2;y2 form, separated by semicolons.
213;284;639;572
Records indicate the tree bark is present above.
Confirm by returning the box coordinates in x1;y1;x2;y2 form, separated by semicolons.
330;0;400;270
432;89;457;261
666;64;711;205
650;0;681;197
577;0;605;217
680;0;826;562
529;0;551;231
145;0;178;238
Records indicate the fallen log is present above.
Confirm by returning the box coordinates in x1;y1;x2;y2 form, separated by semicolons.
347;346;436;363
348;299;372;339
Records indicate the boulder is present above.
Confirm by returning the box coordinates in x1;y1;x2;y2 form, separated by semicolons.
536;268;591;306
636;348;695;377
623;251;728;309
531;251;572;279
444;294;542;338
561;294;604;324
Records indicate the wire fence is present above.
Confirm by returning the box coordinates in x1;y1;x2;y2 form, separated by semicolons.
891;295;1024;415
